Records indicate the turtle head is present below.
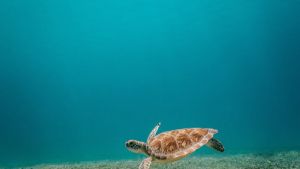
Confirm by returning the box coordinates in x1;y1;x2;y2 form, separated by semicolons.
125;140;146;154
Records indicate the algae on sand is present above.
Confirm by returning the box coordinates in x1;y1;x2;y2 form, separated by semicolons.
12;151;300;169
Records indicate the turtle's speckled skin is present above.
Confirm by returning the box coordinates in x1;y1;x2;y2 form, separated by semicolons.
125;123;223;169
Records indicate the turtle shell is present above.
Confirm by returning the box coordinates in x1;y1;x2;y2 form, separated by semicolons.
147;128;217;161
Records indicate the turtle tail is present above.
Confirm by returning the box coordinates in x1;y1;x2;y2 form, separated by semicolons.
206;138;224;152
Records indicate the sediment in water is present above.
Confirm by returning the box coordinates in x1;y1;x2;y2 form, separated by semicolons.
6;151;300;169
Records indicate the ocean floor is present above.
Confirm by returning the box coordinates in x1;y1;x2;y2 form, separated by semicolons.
11;151;300;169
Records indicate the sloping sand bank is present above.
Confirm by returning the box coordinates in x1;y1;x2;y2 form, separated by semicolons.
15;151;300;169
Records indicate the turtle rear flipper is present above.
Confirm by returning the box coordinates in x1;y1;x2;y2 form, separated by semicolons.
206;138;224;152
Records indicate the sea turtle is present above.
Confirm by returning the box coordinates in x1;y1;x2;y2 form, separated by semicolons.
125;122;224;169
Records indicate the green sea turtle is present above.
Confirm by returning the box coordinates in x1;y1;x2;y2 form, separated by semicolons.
125;123;224;169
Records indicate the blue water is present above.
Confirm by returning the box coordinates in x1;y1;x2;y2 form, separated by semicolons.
0;0;299;167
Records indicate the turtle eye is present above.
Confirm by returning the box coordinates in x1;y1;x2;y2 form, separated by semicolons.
129;142;134;146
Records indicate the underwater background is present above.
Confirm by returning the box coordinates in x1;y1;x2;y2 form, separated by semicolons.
0;0;299;168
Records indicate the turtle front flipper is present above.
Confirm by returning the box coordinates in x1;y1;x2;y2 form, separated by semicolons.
147;122;161;143
139;157;152;169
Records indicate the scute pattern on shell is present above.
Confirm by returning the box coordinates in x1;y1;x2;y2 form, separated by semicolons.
148;128;218;160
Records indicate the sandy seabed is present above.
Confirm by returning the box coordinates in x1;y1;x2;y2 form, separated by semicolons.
11;151;300;169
